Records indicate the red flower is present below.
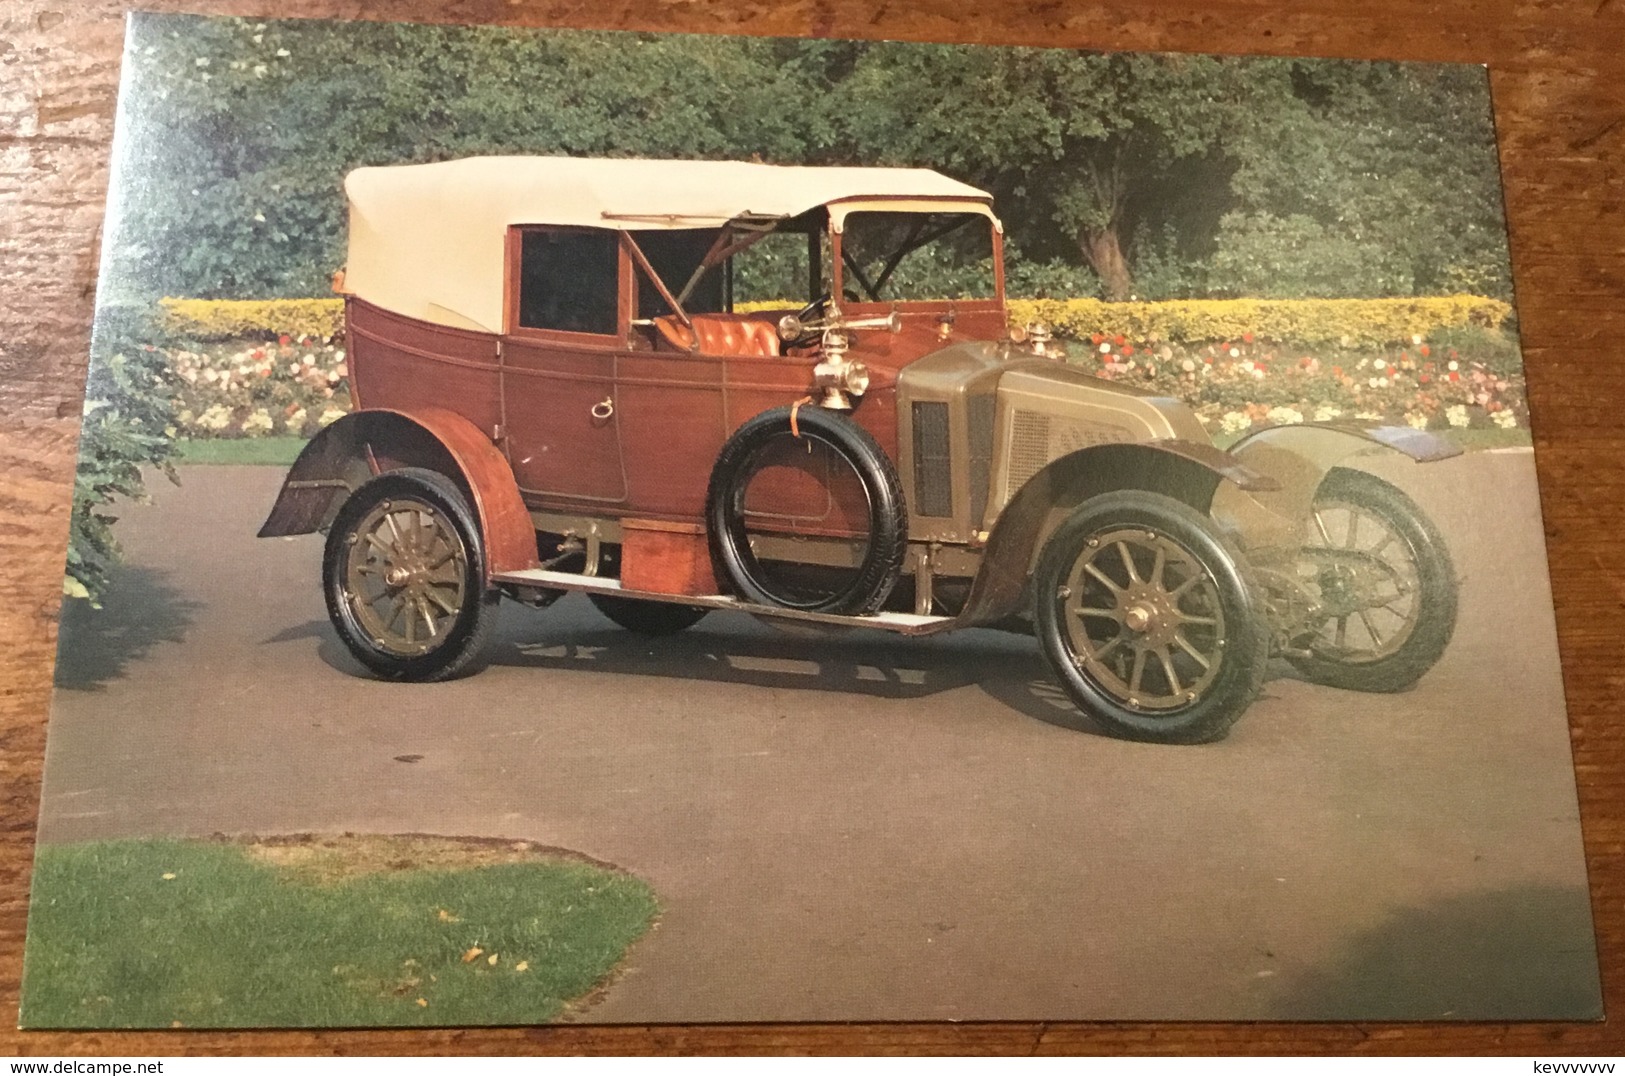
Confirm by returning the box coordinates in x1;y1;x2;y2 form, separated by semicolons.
1112;334;1125;347
1331;366;1343;376
1122;345;1135;356
1387;366;1397;377
1242;332;1255;344
1091;333;1104;345
251;348;265;360
1419;373;1432;384
1100;353;1114;364
1448;371;1460;382
278;334;291;346
1420;344;1431;357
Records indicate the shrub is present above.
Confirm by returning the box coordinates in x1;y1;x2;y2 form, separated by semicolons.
67;307;180;604
1005;295;1511;349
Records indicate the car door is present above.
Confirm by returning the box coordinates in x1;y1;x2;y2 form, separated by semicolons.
501;226;629;505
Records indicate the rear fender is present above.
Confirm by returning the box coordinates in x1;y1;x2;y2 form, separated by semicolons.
1211;423;1462;557
257;407;537;578
957;440;1278;626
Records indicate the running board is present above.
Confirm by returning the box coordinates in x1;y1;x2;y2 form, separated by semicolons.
492;567;958;636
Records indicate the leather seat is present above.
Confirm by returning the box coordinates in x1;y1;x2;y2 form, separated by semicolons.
655;314;781;357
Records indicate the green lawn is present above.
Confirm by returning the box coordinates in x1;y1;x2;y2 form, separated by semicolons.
21;836;659;1028
174;436;310;466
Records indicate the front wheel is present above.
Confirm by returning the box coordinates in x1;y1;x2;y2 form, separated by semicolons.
323;468;500;681
1286;468;1457;692
1033;492;1269;744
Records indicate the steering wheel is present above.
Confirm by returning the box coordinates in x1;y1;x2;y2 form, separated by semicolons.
782;294;831;347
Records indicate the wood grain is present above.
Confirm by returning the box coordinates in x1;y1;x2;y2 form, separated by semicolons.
2;0;1622;1055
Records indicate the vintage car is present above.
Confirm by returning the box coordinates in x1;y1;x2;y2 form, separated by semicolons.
260;155;1460;744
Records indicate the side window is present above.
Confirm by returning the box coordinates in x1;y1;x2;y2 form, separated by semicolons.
517;229;619;335
633;230;726;319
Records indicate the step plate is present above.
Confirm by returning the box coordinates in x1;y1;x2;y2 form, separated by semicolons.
493;568;956;636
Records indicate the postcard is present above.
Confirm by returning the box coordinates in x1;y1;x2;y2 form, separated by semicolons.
20;12;1600;1026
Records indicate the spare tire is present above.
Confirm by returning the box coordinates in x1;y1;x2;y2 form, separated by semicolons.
706;405;907;615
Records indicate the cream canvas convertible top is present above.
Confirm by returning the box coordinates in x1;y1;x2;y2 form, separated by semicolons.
343;156;995;333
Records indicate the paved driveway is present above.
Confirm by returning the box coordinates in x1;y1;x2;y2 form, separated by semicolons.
36;449;1600;1021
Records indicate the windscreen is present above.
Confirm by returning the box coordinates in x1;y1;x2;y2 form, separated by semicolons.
839;211;996;302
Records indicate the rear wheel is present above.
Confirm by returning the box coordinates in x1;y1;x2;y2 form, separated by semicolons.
1286;468;1457;692
589;594;708;635
1033;492;1268;744
323;468;499;681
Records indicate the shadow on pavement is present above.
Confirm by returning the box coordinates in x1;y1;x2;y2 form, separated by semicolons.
497;623;1050;703
54;567;201;692
1267;883;1602;1020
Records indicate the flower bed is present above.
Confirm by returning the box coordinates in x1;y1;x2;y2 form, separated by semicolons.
162;333;350;439
1072;330;1524;433
150;297;1525;440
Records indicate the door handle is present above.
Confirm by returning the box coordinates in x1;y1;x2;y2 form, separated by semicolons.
591;397;614;421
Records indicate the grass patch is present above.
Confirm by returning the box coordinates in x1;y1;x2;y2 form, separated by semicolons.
21;835;658;1028
174;436;309;465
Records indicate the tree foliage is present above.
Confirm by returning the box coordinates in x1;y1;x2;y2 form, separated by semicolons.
107;15;1512;306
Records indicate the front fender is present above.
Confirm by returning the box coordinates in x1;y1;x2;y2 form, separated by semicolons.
1212;423;1461;555
956;440;1277;627
257;407;537;578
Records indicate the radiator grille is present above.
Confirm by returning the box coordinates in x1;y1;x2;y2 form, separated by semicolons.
1006;410;1135;499
911;400;953;518
1007;409;1052;496
966;393;996;528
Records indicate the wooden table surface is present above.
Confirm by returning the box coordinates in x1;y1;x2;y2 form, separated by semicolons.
2;0;1622;1056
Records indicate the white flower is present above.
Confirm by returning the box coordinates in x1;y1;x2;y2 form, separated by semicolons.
1313;405;1342;423
1220;411;1251;435
1228;346;1240;358
287;407;308;428
243;410;274;434
1446;404;1470;428
1180;359;1195;373
318;408;346;427
1251;368;1264;380
333;349;345;361
199;72;211;82
1378;376;1390;387
276;47;291;57
254;64;267;78
1355;411;1382;420
1265;406;1304;425
252;33;263;44
1339;334;1352;348
1356;358;1368;370
1099;341;1111;354
1447;359;1459;371
1411;333;1423;346
1405;412;1429;430
194;56;210;67
1492;410;1518;429
253;211;266;223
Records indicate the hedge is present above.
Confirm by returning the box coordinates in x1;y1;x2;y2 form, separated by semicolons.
1002;295;1511;348
161;294;1512;349
160;297;346;341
